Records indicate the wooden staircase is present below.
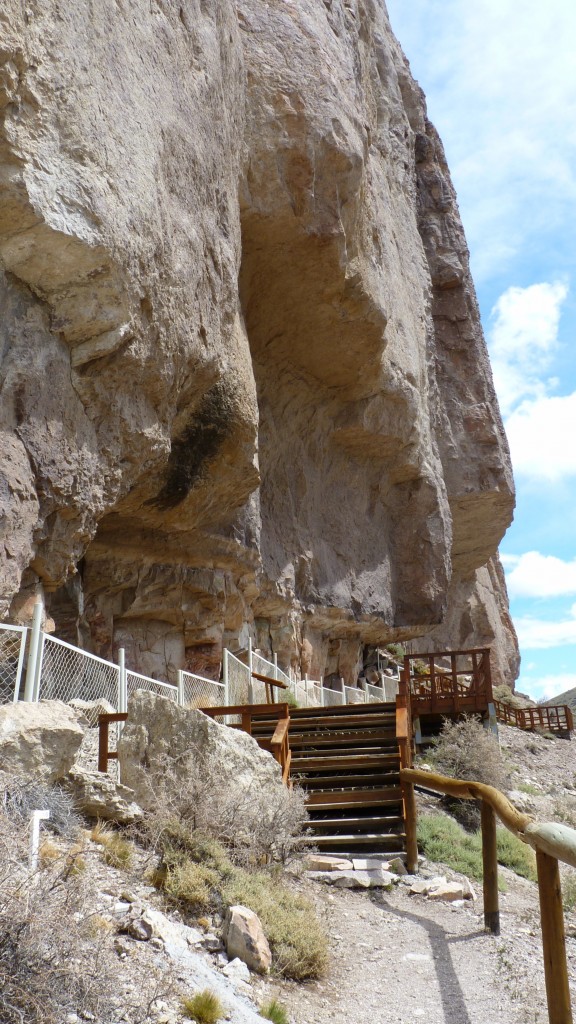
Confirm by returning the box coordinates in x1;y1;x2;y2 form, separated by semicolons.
251;702;406;855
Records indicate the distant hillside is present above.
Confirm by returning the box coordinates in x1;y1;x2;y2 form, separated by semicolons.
541;688;576;711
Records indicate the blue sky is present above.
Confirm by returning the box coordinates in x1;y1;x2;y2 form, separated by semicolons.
385;0;576;700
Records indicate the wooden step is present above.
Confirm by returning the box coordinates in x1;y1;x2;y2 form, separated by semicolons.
296;773;398;789
309;815;403;832
289;703;396;717
291;752;399;771
291;746;397;760
306;787;402;807
289;730;395;747
304;833;405;850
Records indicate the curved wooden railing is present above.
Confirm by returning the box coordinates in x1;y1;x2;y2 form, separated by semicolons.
401;766;576;1024
494;699;573;734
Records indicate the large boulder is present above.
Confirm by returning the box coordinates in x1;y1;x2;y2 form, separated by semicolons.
223;905;272;974
117;690;285;811
0;700;85;782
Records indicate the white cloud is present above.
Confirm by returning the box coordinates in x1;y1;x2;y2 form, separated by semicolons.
523;672;576;702
514;605;576;649
385;0;576;282
505;391;576;481
505;552;576;598
488;282;568;416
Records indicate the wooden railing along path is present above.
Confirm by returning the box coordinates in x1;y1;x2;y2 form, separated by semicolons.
401;764;576;1024
494;699;573;735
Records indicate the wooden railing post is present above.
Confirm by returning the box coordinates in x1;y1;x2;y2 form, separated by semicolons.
403;777;418;874
481;799;500;934
98;716;110;773
536;849;573;1024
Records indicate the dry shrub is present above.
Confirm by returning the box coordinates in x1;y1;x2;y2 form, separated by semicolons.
137;750;310;867
137;760;325;979
221;868;328;980
0;804;116;1023
181;989;223;1024
429;716;508;830
0;779;176;1024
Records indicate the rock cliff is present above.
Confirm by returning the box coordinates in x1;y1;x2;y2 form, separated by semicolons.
0;0;518;683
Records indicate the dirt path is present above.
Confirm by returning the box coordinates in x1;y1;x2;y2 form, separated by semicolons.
255;876;527;1024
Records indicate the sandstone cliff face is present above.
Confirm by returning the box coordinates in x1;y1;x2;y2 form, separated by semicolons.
0;1;519;684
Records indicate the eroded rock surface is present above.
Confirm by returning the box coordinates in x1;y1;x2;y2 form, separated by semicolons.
0;699;84;782
0;2;518;682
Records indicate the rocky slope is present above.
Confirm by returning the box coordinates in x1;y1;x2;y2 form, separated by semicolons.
0;0;518;684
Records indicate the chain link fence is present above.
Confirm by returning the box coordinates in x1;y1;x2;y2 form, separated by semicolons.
224;650;251;707
37;634;120;707
125;669;178;704
344;684;368;704
179;670;226;709
0;624;28;703
322;686;345;707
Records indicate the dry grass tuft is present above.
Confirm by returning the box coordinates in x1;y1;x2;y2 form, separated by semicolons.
259;998;289;1024
181;989;223;1024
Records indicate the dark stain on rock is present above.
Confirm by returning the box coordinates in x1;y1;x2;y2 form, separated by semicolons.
150;381;232;509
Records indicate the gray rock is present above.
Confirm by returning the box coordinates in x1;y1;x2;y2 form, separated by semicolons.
68;698;116;727
117;691;286;811
0;700;84;782
64;768;143;824
222;905;271;974
222;957;251;984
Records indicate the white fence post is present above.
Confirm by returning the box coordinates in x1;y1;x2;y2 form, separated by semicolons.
248;637;254;704
273;652;278;681
29;809;50;872
223;649;230;706
23;598;43;702
177;669;185;707
320;676;325;707
118;647;127;714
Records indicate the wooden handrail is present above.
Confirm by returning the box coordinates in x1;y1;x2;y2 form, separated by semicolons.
400;765;575;1024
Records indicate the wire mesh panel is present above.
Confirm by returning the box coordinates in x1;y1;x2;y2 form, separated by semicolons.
322;686;345;707
344;685;367;704
180;671;226;709
307;681;323;706
293;680;311;707
251;676;268;704
126;670;178;704
0;624;28;703
37;634;120;707
251;651;276;678
382;677;399;702
366;682;386;704
225;650;251;706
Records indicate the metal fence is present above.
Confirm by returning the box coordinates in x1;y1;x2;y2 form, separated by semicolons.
344;684;368;704
36;633;120;707
2;605;390;720
0;623;28;703
179;670;226;709
125;669;178;704
224;649;251;706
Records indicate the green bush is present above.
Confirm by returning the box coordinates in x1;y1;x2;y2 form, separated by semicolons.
417;813;536;884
